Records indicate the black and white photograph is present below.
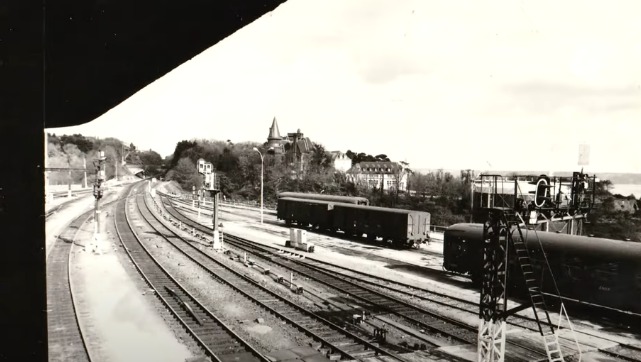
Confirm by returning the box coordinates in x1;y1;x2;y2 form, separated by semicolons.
3;0;641;361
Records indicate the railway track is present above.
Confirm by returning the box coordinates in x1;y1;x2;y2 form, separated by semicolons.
166;193;641;361
158;193;641;361
158;196;487;347
46;210;94;362
142;191;410;361
47;183;140;361
45;203;65;219
164;192;641;332
115;187;269;362
601;344;641;362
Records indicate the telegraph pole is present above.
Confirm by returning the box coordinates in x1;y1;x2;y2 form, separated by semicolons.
90;150;106;253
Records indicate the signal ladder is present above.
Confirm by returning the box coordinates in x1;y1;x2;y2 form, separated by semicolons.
505;212;582;362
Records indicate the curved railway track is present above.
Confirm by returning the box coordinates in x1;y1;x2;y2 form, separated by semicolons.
157;196;491;347
115;186;269;362
159;192;641;362
164;193;641;331
142;190;410;361
47;210;94;362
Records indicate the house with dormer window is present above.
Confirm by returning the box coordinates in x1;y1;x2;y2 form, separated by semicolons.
346;161;408;192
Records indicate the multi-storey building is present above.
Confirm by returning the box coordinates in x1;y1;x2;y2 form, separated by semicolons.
346;161;408;192
264;117;313;174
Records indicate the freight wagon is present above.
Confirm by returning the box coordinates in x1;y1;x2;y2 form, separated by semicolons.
277;192;369;205
277;197;334;229
277;197;430;249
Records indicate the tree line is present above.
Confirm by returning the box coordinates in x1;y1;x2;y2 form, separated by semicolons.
51;134;638;239
46;133;164;183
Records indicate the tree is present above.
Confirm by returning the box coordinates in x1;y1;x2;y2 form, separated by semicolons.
60;134;94;153
170;140;198;169
309;143;332;170
375;154;390;162
168;157;201;190
139;150;163;177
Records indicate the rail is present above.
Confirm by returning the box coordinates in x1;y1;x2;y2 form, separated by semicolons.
160;196;478;345
143;193;410;361
116;188;269;362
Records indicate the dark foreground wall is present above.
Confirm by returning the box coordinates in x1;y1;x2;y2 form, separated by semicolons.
0;1;286;360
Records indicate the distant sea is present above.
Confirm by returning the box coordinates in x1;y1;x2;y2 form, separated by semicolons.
610;184;641;198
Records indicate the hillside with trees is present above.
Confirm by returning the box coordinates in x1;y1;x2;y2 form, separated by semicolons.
46;133;165;184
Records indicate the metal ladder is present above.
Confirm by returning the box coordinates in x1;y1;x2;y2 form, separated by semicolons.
509;216;564;362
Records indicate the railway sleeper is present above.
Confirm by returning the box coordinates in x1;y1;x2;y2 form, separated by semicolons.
349;349;378;358
280;311;303;319
192;326;221;334
207;339;242;350
293;318;317;326
315;329;340;338
323;335;352;343
317;348;342;361
216;346;248;356
339;343;368;353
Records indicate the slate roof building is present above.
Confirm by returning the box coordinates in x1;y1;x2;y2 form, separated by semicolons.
264;117;314;174
346;161;408;192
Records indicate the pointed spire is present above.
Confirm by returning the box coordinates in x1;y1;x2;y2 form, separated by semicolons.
268;117;281;140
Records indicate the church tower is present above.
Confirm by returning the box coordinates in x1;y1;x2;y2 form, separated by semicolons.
266;117;284;150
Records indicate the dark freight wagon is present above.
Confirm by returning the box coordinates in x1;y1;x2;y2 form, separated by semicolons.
277;197;334;229
277;196;431;249
332;204;430;249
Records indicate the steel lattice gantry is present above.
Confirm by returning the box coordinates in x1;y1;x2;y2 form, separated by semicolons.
475;172;595;362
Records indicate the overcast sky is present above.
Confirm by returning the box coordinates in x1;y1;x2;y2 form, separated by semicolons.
48;0;641;173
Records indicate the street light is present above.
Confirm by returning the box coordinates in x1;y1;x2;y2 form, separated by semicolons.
253;147;273;224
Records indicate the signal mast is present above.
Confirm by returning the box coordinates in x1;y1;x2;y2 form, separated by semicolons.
473;165;595;362
197;158;222;249
91;150;106;253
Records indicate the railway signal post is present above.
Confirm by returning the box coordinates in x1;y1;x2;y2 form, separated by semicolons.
197;158;222;250
90;150;106;253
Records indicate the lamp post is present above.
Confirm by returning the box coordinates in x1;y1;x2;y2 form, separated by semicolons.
252;147;265;224
252;147;273;224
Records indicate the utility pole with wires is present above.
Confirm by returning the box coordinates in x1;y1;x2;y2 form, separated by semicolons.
89;150;107;253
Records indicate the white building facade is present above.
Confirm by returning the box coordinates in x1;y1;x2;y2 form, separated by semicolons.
330;151;352;173
346;161;408;192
